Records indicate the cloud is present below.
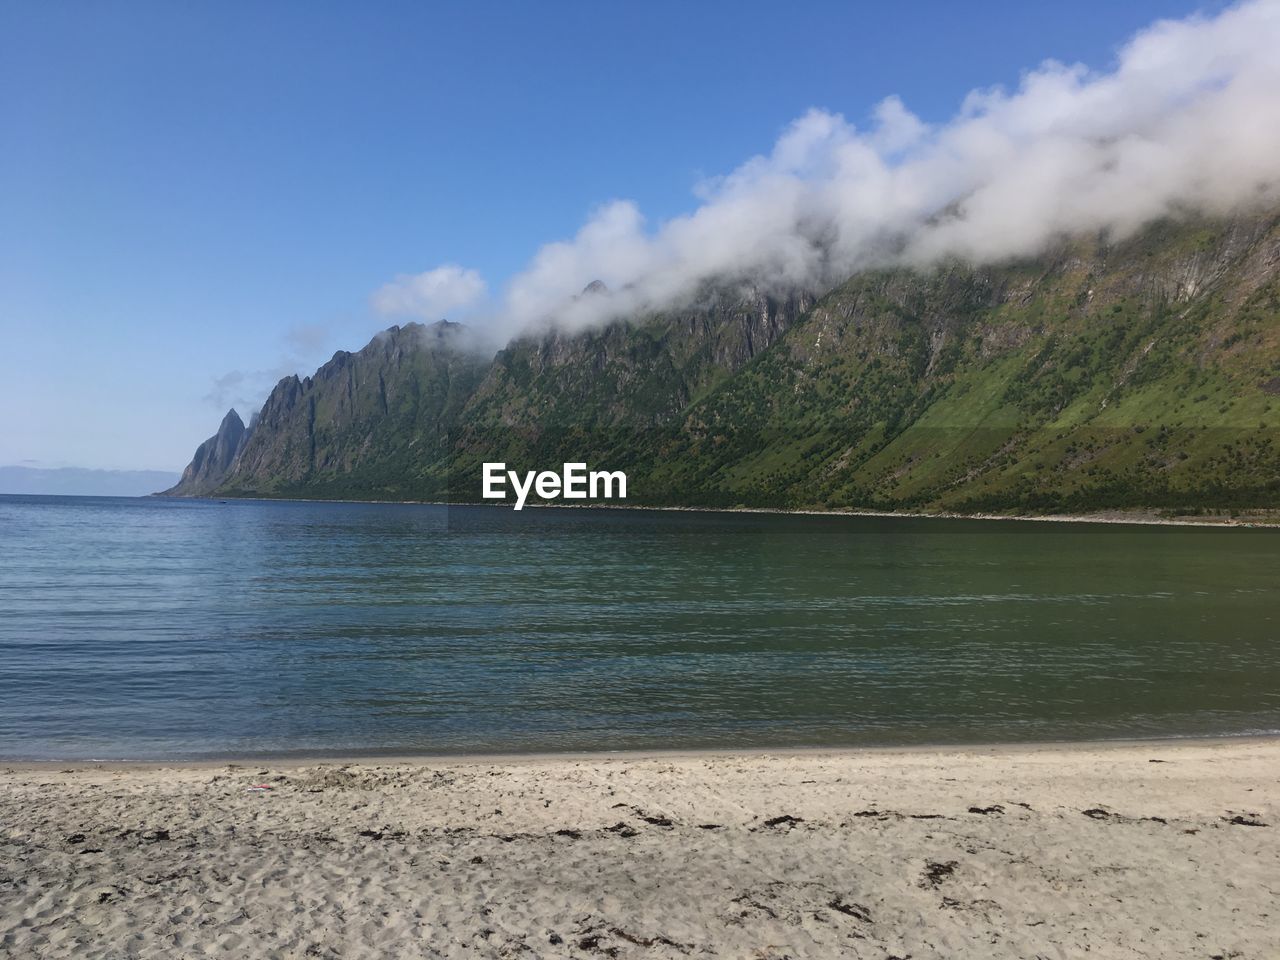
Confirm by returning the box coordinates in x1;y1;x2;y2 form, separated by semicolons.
448;0;1280;339
204;366;295;416
372;264;487;321
284;321;331;356
205;322;338;416
204;370;248;410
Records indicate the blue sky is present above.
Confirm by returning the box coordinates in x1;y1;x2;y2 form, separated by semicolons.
0;0;1228;471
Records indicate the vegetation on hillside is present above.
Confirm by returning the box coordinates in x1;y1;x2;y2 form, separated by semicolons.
179;211;1280;516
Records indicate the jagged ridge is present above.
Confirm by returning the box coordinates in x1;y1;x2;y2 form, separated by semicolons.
164;211;1280;514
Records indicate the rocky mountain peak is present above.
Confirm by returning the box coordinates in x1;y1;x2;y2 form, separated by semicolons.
159;407;251;496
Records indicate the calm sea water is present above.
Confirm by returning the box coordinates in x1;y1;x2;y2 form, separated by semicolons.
1;494;1278;760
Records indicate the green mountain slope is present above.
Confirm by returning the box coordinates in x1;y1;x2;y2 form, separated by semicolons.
169;211;1280;515
645;213;1280;512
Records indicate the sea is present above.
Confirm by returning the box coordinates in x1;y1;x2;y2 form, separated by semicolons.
1;494;1278;760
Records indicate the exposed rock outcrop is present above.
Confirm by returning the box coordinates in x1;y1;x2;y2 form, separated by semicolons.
160;409;250;496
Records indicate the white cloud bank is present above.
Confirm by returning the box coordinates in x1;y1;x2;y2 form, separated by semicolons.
372;264;487;321
385;0;1280;341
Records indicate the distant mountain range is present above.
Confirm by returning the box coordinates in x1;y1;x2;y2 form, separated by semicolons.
163;210;1280;516
2;466;180;498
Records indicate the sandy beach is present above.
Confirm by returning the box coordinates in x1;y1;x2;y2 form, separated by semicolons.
2;739;1277;959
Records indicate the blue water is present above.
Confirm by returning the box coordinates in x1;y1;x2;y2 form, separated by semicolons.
1;494;1278;760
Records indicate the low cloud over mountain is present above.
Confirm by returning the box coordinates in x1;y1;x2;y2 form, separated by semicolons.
378;0;1280;340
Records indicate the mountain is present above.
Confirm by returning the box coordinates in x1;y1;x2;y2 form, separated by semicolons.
167;290;813;500
1;466;181;497
159;409;250;496
164;210;1280;515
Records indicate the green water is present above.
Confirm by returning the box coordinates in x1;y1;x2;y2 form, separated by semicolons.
1;495;1277;759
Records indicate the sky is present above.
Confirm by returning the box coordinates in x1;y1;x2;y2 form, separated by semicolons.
0;0;1238;472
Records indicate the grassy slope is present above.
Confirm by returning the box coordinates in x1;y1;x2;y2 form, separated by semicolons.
654;214;1280;512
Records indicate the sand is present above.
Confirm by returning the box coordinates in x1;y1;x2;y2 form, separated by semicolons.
2;738;1277;959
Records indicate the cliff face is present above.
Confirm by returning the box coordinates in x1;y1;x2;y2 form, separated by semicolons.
165;210;1280;513
461;285;815;429
162;409;249;496
216;320;492;499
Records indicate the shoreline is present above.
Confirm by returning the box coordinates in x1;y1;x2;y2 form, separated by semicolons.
149;491;1280;528
8;730;1280;771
